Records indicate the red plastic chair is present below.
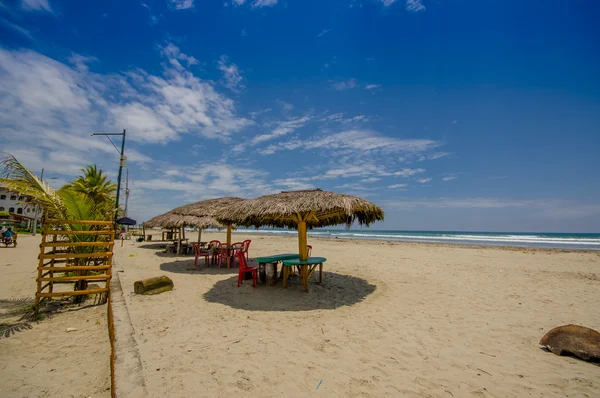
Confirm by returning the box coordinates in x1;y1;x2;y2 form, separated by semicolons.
230;242;244;267
208;240;220;265
236;251;257;288
242;239;251;261
217;243;233;268
193;243;209;269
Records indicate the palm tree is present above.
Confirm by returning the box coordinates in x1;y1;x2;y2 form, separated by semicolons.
62;165;116;220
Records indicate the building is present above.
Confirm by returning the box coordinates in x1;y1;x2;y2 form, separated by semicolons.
0;184;40;227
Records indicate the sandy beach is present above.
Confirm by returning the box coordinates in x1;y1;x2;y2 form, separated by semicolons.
112;232;599;397
0;235;111;398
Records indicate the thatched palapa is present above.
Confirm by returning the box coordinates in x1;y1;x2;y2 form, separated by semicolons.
217;189;385;260
144;197;245;244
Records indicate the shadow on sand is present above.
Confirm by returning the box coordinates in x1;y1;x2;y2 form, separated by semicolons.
159;259;238;275
203;271;377;311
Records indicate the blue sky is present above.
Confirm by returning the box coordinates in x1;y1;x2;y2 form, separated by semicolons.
1;0;599;232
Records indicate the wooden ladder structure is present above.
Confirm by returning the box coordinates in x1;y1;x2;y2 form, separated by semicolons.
34;219;116;313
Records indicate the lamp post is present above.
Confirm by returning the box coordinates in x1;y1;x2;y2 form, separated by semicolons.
91;129;127;221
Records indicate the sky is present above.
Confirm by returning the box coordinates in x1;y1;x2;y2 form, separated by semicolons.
1;0;599;232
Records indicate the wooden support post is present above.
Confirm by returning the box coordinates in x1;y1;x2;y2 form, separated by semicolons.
197;229;202;244
297;216;308;261
226;224;232;245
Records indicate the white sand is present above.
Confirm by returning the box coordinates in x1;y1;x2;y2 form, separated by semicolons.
0;235;111;398
112;232;600;397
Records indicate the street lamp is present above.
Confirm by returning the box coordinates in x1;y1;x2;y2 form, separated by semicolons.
91;129;127;221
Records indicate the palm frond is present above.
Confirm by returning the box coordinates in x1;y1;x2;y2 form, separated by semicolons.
0;297;35;310
0;322;33;339
0;154;69;220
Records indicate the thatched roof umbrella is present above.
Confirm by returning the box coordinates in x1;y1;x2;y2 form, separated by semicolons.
169;197;246;244
216;189;385;260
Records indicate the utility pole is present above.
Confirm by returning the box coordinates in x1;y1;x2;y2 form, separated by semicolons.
124;168;130;217
91;129;127;221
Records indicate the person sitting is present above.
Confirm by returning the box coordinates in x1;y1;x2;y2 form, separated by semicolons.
4;227;13;239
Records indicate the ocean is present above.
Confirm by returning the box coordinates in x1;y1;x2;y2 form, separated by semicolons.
229;229;600;250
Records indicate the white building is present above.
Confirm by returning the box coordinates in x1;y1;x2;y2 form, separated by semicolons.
0;184;39;226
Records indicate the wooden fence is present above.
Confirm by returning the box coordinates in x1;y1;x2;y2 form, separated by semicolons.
34;219;115;313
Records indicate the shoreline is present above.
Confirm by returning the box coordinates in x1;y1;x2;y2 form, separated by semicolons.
144;230;600;254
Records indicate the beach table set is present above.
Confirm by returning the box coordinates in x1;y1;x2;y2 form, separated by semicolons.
255;254;326;292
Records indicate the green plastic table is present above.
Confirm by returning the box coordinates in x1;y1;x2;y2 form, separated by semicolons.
255;254;299;285
281;257;327;292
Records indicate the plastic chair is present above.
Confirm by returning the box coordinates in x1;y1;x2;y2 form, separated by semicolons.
217;244;232;268
208;240;220;265
242;239;251;261
193;243;209;269
236;251;257;288
230;242;244;267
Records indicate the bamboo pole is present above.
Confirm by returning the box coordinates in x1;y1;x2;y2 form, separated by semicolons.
43;241;115;248
34;228;47;315
39;251;113;260
45;219;115;226
226;224;232;245
39;265;112;271
297;215;308;261
38;288;109;298
39;275;111;282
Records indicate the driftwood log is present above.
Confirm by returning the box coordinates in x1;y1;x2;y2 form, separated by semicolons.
134;276;174;295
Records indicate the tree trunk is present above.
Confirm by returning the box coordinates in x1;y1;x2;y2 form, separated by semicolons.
134;276;174;295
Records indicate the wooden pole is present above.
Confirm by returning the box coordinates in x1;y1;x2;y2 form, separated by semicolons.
226;224;232;245
297;216;308;261
197;229;202;243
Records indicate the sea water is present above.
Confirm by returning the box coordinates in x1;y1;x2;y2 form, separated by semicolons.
225;229;600;250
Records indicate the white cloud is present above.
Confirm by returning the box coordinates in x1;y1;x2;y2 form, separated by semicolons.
388;184;407;189
317;28;332;38
273;178;315;191
217;55;244;92
406;0;425;12
21;0;52;12
384;198;531;209
364;84;380;90
416;178;432;183
0;47;251;177
251;116;312;145
277;99;294;112
330;78;357;91
233;0;246;4
321;113;370;124
334;183;379;191
0;18;33;39
361;177;381;183
159;43;198;70
170;0;194;10
393;168;425;177
134;163;275;202
443;176;457;181
253;0;278;7
67;54;97;72
381;0;396;5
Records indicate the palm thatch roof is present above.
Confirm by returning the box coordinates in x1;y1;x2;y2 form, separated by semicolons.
216;189;385;228
144;213;225;229
170;197;246;218
143;197;245;229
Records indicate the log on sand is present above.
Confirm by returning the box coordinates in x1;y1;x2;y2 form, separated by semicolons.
134;276;174;295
